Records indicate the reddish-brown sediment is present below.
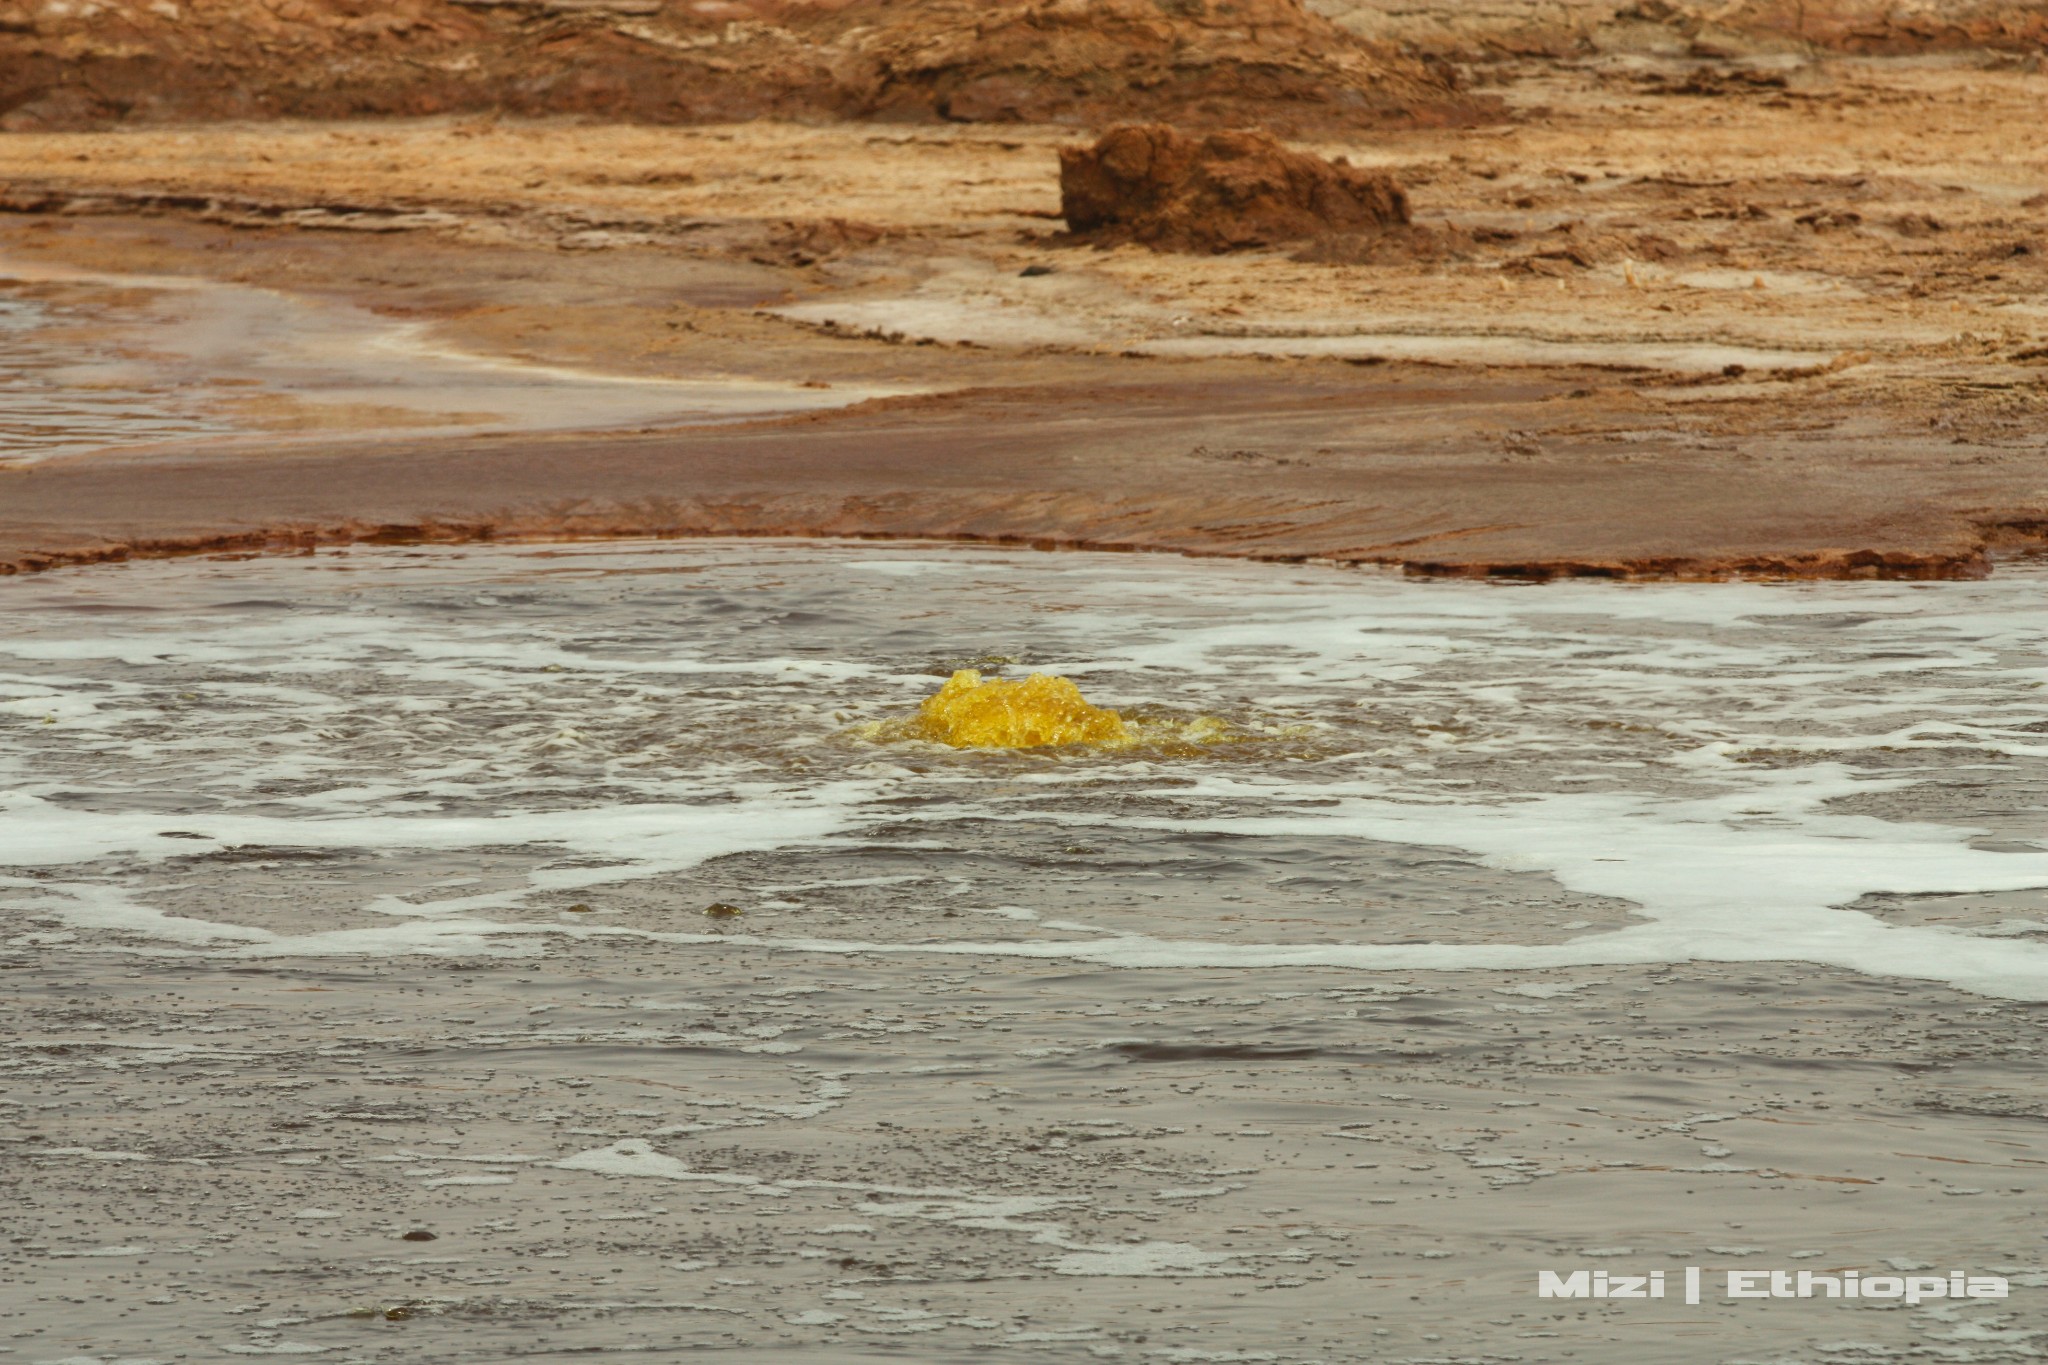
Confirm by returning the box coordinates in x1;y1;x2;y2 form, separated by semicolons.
2;46;2045;586
0;0;1486;134
1060;123;1409;253
1618;0;2048;54
1311;0;2048;58
1;375;2035;582
5;0;2044;135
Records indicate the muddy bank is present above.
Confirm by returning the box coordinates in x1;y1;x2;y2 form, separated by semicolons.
1;202;2044;582
0;371;2033;581
1;51;2044;584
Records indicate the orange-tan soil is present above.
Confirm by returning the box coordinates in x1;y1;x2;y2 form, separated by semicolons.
0;0;1481;133
0;36;2045;580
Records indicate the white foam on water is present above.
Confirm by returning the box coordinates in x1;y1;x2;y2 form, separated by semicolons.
1;541;2044;999
0;789;875;959
1060;773;2048;998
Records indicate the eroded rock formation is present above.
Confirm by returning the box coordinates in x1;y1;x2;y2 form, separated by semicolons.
1059;122;1409;253
0;0;1486;132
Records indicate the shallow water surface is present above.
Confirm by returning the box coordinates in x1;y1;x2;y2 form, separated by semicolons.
0;262;907;465
3;540;2043;992
4;541;2046;1364
0;281;230;461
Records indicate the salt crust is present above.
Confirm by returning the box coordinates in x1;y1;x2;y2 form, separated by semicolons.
554;1139;1251;1277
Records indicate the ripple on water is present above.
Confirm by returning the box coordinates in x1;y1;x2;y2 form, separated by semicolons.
0;260;916;465
0;286;228;463
0;539;2044;997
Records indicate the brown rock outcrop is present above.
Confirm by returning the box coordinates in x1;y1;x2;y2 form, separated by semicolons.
1059;123;1409;253
1308;0;2048;59
0;0;1488;133
850;0;1484;132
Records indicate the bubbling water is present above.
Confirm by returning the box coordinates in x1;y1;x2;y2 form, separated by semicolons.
911;668;1133;748
1;540;2046;999
855;666;1241;751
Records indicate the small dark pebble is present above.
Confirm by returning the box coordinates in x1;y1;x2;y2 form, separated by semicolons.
401;1230;437;1242
565;903;594;913
704;903;743;918
1019;264;1055;277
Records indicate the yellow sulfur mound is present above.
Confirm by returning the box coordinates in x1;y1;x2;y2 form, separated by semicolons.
911;669;1133;749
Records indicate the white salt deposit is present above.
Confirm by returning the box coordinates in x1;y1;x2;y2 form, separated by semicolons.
552;1137;1254;1277
1042;1242;1250;1276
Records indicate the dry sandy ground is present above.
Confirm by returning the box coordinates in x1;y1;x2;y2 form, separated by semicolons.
0;51;2046;575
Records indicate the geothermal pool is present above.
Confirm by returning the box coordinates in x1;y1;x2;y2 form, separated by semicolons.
6;540;2045;992
4;541;2046;1363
